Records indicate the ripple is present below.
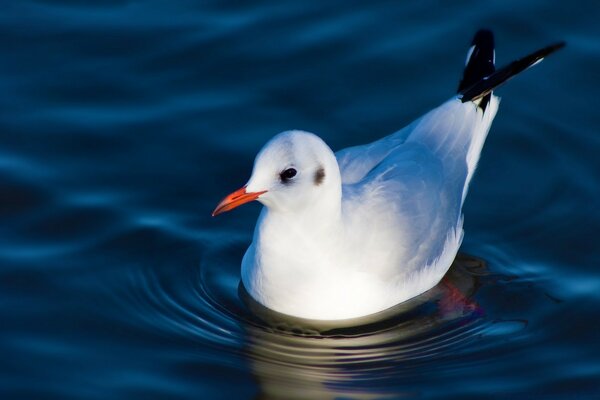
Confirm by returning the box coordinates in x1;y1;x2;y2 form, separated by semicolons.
2;1;598;397
115;243;537;398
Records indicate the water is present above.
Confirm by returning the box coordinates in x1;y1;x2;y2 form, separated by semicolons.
1;1;599;398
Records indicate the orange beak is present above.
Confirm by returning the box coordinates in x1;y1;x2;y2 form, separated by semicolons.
212;186;267;216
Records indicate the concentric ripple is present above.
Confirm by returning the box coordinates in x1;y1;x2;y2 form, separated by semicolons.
118;239;536;399
3;2;597;398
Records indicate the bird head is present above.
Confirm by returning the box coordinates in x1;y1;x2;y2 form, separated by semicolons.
212;130;340;216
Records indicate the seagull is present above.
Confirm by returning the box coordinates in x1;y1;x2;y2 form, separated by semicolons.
213;30;564;320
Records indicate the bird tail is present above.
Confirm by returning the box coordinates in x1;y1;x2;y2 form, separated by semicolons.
458;29;565;109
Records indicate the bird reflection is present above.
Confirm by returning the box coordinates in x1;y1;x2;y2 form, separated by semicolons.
241;255;487;400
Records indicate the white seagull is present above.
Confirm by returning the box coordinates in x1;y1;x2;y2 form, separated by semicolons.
213;30;564;320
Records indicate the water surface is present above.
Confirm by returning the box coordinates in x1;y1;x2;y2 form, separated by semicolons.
1;1;599;399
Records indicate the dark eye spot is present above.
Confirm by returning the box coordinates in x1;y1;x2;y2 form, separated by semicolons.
280;168;297;183
314;166;325;186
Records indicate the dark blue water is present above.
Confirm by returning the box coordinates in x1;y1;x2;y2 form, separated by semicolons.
1;1;599;399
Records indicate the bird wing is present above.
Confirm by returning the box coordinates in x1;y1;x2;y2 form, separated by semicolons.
335;119;417;184
339;96;498;274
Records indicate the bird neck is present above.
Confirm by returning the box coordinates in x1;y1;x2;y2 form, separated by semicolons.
254;180;344;275
244;163;345;312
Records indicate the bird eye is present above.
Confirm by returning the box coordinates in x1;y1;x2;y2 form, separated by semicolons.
280;168;297;182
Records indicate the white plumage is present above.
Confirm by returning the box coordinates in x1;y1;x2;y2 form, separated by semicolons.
212;31;563;320
240;97;498;320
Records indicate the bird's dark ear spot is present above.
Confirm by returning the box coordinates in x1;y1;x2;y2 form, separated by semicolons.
314;166;325;186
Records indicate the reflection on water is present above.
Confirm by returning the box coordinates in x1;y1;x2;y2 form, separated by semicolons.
122;245;535;399
1;0;599;398
243;256;489;399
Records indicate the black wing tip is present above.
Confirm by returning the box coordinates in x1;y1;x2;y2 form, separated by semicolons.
459;29;496;111
548;41;567;51
459;36;566;104
472;29;494;45
459;30;495;82
539;41;567;57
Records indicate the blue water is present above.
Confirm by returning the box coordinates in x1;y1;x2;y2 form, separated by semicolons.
1;1;599;399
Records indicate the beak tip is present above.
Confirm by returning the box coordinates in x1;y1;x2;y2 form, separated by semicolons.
212;187;266;217
211;205;223;217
